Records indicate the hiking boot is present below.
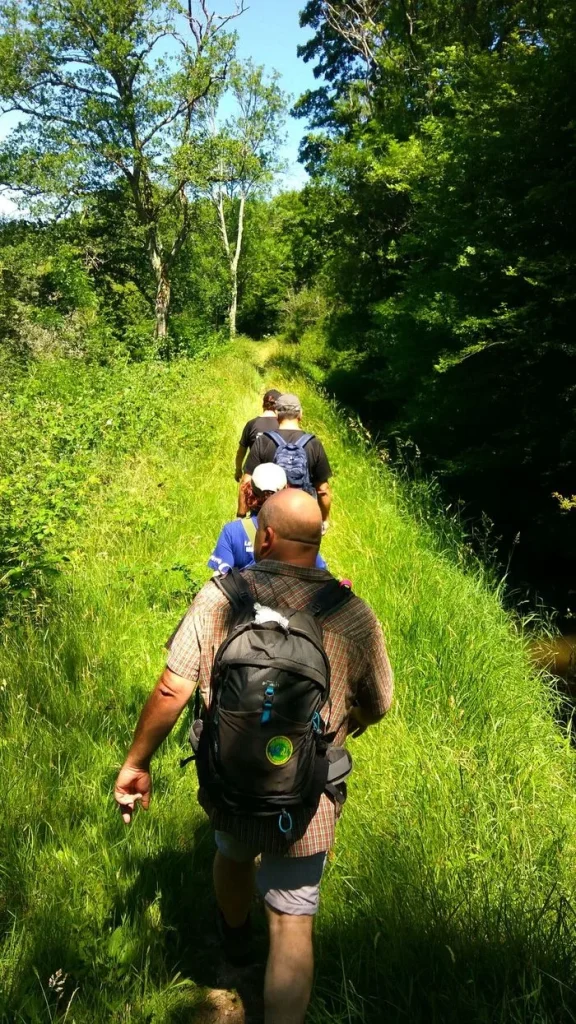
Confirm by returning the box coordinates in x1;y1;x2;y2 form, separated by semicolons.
217;910;255;968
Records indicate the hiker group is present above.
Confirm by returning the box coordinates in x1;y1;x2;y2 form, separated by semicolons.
115;388;393;1024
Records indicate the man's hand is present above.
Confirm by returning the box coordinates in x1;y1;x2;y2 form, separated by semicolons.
234;469;243;483
347;704;384;739
114;763;152;824
347;707;368;739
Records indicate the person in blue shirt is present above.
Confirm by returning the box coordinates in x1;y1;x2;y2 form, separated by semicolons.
208;462;327;574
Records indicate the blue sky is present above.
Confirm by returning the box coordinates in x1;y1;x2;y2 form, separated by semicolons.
0;1;317;214
231;0;318;188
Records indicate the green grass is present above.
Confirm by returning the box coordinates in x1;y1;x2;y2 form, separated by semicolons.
2;339;576;1023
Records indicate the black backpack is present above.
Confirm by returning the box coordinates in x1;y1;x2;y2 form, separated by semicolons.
191;569;354;840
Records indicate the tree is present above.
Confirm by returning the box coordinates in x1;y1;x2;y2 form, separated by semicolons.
291;0;576;613
0;0;246;346
204;61;287;338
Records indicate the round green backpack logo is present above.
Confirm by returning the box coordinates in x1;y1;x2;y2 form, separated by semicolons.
266;736;293;766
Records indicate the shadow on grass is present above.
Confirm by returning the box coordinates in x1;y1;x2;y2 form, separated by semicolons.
111;822;576;1024
262;351;312;382
112;819;266;1023
264;346;386;400
7;814;575;1023
312;840;576;1024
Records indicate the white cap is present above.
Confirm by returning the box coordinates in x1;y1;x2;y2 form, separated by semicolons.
251;463;287;495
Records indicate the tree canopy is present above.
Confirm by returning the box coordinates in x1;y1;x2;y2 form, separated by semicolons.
0;0;246;342
284;0;576;614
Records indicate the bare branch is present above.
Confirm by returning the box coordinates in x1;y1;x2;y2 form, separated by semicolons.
168;188;191;264
212;0;248;35
215;158;231;260
322;0;420;77
0;100;86;132
141;71;215;148
231;190;245;273
128;32;174;86
44;73;118;102
186;0;247;47
323;0;381;70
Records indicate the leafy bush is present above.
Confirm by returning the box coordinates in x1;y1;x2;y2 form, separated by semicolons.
168;312;226;359
0;354;219;614
280;286;328;343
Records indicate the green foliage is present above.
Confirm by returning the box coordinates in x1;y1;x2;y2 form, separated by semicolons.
0;223;119;360
214;60;288;191
291;0;576;615
0;347;223;614
0;0;246;339
279;285;328;344
234;188;335;338
1;340;576;1022
195;59;289;337
553;493;576;514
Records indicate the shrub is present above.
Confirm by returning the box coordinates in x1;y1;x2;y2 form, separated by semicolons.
279;286;328;343
0;357;216;614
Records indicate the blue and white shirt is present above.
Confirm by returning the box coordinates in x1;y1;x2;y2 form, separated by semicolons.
208;515;327;574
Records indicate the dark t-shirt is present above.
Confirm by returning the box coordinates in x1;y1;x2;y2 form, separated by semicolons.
245;429;332;486
239;415;279;451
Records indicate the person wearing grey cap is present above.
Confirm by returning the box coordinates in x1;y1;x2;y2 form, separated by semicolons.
244;392;333;528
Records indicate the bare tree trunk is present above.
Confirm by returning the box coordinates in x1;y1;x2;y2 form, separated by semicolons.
155;271;171;341
229;267;238;338
228;192;245;340
150;244;171;343
216;187;246;340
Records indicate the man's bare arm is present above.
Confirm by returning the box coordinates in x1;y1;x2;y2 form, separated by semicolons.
236;472;252;516
316;481;332;522
115;667;195;823
123;668;194;769
234;444;247;482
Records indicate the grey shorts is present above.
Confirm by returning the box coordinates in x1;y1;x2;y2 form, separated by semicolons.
214;830;327;916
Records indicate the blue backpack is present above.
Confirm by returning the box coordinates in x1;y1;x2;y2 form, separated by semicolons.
265;431;316;497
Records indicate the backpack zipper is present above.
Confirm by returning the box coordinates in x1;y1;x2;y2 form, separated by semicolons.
261;683;275;724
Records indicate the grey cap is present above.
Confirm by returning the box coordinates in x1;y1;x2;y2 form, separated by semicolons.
275;392;302;417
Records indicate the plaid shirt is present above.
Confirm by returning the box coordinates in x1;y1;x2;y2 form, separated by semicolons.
167;560;393;856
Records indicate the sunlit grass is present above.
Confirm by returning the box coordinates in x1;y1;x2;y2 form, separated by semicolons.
1;339;576;1022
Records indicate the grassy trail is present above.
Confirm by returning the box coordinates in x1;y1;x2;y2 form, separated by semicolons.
1;340;576;1023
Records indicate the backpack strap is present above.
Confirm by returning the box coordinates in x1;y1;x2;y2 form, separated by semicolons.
295;433;314;449
242;517;257;547
213;567;255;614
265;430;286;448
306;578;353;619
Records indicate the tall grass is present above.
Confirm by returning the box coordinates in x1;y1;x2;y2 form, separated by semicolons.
1;339;575;1022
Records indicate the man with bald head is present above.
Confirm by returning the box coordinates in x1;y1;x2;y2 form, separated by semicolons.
115;489;393;1024
256;487;323;565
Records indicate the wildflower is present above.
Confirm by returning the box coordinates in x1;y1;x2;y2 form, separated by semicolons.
48;968;67;997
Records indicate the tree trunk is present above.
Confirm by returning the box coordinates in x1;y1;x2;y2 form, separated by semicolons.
150;244;171;344
229;269;238;339
228;192;245;341
155;271;171;341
